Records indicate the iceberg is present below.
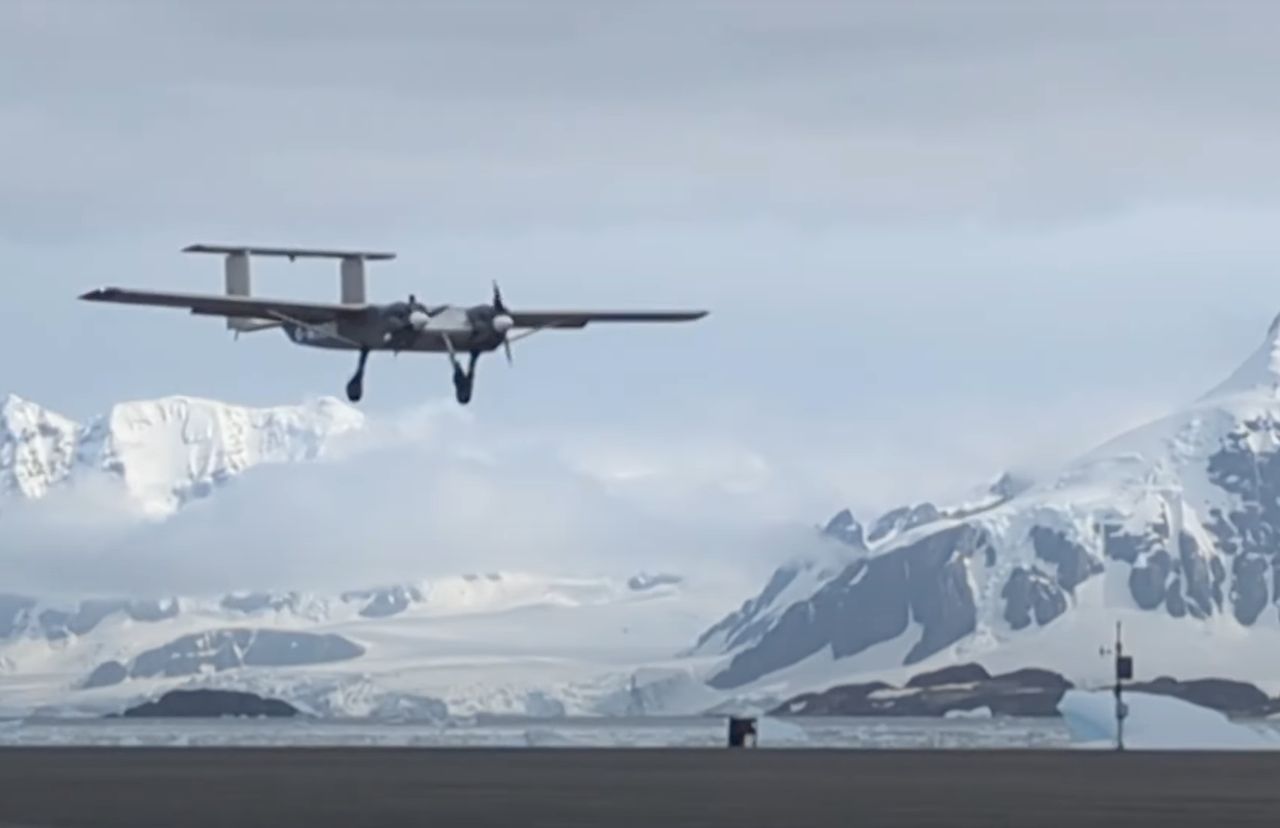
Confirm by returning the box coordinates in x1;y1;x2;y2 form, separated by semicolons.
1058;689;1278;751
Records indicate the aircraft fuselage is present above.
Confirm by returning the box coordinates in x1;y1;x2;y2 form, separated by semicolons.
281;304;505;354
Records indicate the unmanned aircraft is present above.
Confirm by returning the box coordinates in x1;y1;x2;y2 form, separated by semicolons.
80;245;708;405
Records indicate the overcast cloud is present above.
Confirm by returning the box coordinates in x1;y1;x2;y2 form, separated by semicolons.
2;2;1279;592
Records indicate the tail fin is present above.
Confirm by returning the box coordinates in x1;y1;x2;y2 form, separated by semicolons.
220;250;278;334
185;244;394;317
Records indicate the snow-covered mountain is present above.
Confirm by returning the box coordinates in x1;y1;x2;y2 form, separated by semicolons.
0;391;723;719
0;394;363;514
17;308;1280;722
694;313;1280;699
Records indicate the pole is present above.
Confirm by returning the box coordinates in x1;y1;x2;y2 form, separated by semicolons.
1114;621;1127;752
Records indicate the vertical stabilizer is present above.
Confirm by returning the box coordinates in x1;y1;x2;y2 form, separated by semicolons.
340;257;366;305
222;252;256;331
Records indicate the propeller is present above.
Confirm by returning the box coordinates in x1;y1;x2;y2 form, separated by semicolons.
491;281;514;364
406;293;431;330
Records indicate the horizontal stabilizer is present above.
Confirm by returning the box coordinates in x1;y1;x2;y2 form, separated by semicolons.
183;244;396;261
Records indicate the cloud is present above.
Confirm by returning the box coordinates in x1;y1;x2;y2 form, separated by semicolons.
1;1;1276;597
0;374;1184;601
4;2;1280;238
0;403;820;599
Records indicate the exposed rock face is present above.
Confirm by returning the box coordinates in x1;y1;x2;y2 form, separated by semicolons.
1029;527;1103;592
120;689;298;718
708;525;986;689
905;663;991;688
84;660;127;689
699;314;1280;691
341;585;424;618
1127;676;1279;717
821;509;865;548
774;665;1280;718
84;628;364;687
38;599;180;639
775;663;1072;718
867;503;940;544
1001;567;1067;630
0;597;179;641
693;565;800;653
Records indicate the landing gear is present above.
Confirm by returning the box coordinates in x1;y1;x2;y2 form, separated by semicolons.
450;350;480;405
346;348;369;402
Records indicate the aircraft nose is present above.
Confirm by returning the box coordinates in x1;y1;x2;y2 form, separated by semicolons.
492;314;514;334
409;310;431;329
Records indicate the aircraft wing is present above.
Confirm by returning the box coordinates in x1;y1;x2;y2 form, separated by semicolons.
79;288;368;324
509;310;708;329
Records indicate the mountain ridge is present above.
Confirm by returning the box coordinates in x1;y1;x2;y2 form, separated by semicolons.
694;314;1280;693
0;393;363;514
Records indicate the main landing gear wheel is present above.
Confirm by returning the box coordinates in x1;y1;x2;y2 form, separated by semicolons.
453;368;473;405
347;348;370;403
450;350;480;405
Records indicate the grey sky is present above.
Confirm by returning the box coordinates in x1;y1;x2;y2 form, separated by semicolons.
4;0;1280;522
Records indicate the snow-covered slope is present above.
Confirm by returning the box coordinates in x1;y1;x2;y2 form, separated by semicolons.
695;314;1280;698
0;570;713;719
0;394;362;515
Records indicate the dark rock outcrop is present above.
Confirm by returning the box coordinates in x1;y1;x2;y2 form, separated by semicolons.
1001;567;1067;631
1127;676;1279;717
905;663;990;688
708;525;984;689
1204;415;1280;624
120;689;298;718
84;660;128;689
1231;556;1269;625
694;564;799;652
84;628;364;688
1029;527;1102;592
1128;550;1172;610
867;503;941;544
774;663;1072;718
342;585;424;619
774;665;1280;718
0;597;181;640
822;509;865;548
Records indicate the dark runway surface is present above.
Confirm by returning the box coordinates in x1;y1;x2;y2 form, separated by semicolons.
0;748;1277;828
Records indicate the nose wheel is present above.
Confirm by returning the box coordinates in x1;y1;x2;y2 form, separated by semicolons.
346;348;369;403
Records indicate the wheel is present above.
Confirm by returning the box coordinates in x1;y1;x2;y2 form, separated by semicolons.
453;373;473;405
346;376;363;403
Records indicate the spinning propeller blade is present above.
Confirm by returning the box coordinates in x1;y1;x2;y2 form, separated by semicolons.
493;281;513;364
